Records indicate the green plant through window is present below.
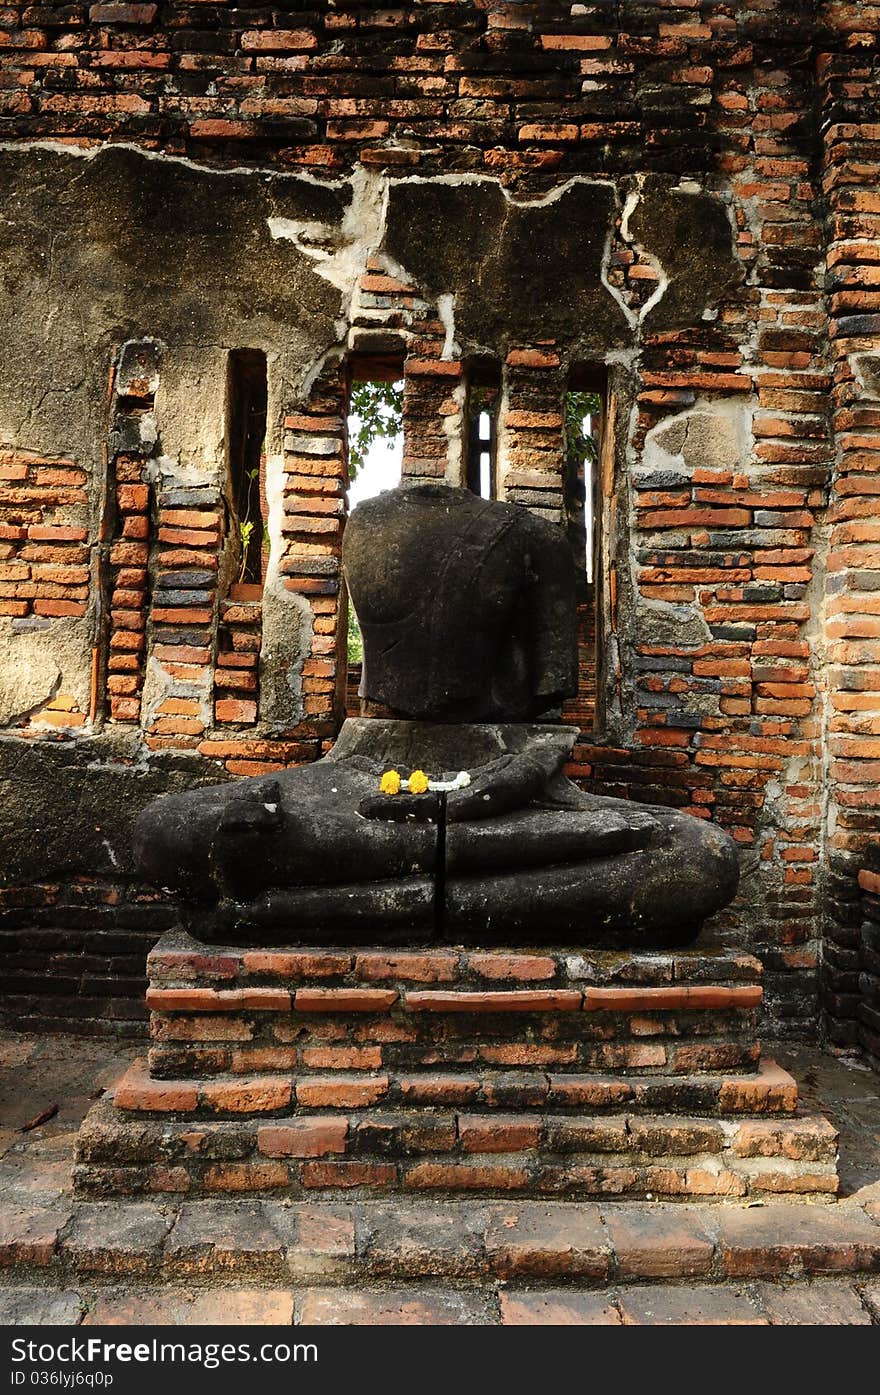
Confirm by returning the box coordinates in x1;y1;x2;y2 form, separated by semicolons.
228;349;268;588
237;466;260;586
347;602;363;665
565;390;601;468
348;379;404;480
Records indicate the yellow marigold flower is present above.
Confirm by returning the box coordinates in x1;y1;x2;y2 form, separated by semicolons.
379;769;401;795
407;769;429;795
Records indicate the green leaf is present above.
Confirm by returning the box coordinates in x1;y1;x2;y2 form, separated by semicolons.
569;393;602;468
237;519;255;585
565;390;601;469
347;601;363;665
348;379;404;480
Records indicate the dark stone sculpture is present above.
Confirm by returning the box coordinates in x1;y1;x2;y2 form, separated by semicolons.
133;483;739;947
343;485;578;722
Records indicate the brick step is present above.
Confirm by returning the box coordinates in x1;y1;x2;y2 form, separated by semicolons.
147;933;764;1080
2;1279;877;1325
148;935;764;990
115;1056;800;1116
4;1199;880;1292
148;1034;762;1080
77;1088;837;1199
147;985;763;1014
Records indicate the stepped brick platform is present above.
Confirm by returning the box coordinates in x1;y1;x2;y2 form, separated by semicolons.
7;1027;877;1326
74;932;841;1201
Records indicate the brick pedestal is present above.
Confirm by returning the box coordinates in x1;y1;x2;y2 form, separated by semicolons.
75;931;840;1200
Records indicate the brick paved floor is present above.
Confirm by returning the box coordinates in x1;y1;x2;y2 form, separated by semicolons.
1;1030;879;1325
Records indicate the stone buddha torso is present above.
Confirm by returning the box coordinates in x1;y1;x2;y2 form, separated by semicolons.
344;484;577;722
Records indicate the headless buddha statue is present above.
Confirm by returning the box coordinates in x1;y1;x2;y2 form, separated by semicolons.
133;483;739;946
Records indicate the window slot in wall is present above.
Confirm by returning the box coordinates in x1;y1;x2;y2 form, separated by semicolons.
347;359;404;511
227;349;268;587
345;355;405;715
565;385;602;585
465;361;501;500
562;368;605;737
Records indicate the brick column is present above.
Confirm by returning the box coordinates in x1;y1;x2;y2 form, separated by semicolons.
214;584;262;728
401;357;463;487
276;363;348;737
818;12;880;1045
104;454;151;724
103;340;159;728
145;487;222;751
496;346;566;526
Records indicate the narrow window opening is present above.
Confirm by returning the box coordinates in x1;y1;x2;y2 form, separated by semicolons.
563;371;605;736
565;387;601;584
345;359;404;712
465;361;501;499
227;349;268;588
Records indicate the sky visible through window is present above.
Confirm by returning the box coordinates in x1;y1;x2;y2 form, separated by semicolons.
347;431;403;509
584;411;594;583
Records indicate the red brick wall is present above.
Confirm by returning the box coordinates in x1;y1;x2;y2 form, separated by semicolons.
1;2;879;1043
817;14;880;1044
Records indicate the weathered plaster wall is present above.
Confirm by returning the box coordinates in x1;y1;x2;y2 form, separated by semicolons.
0;1;877;1044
